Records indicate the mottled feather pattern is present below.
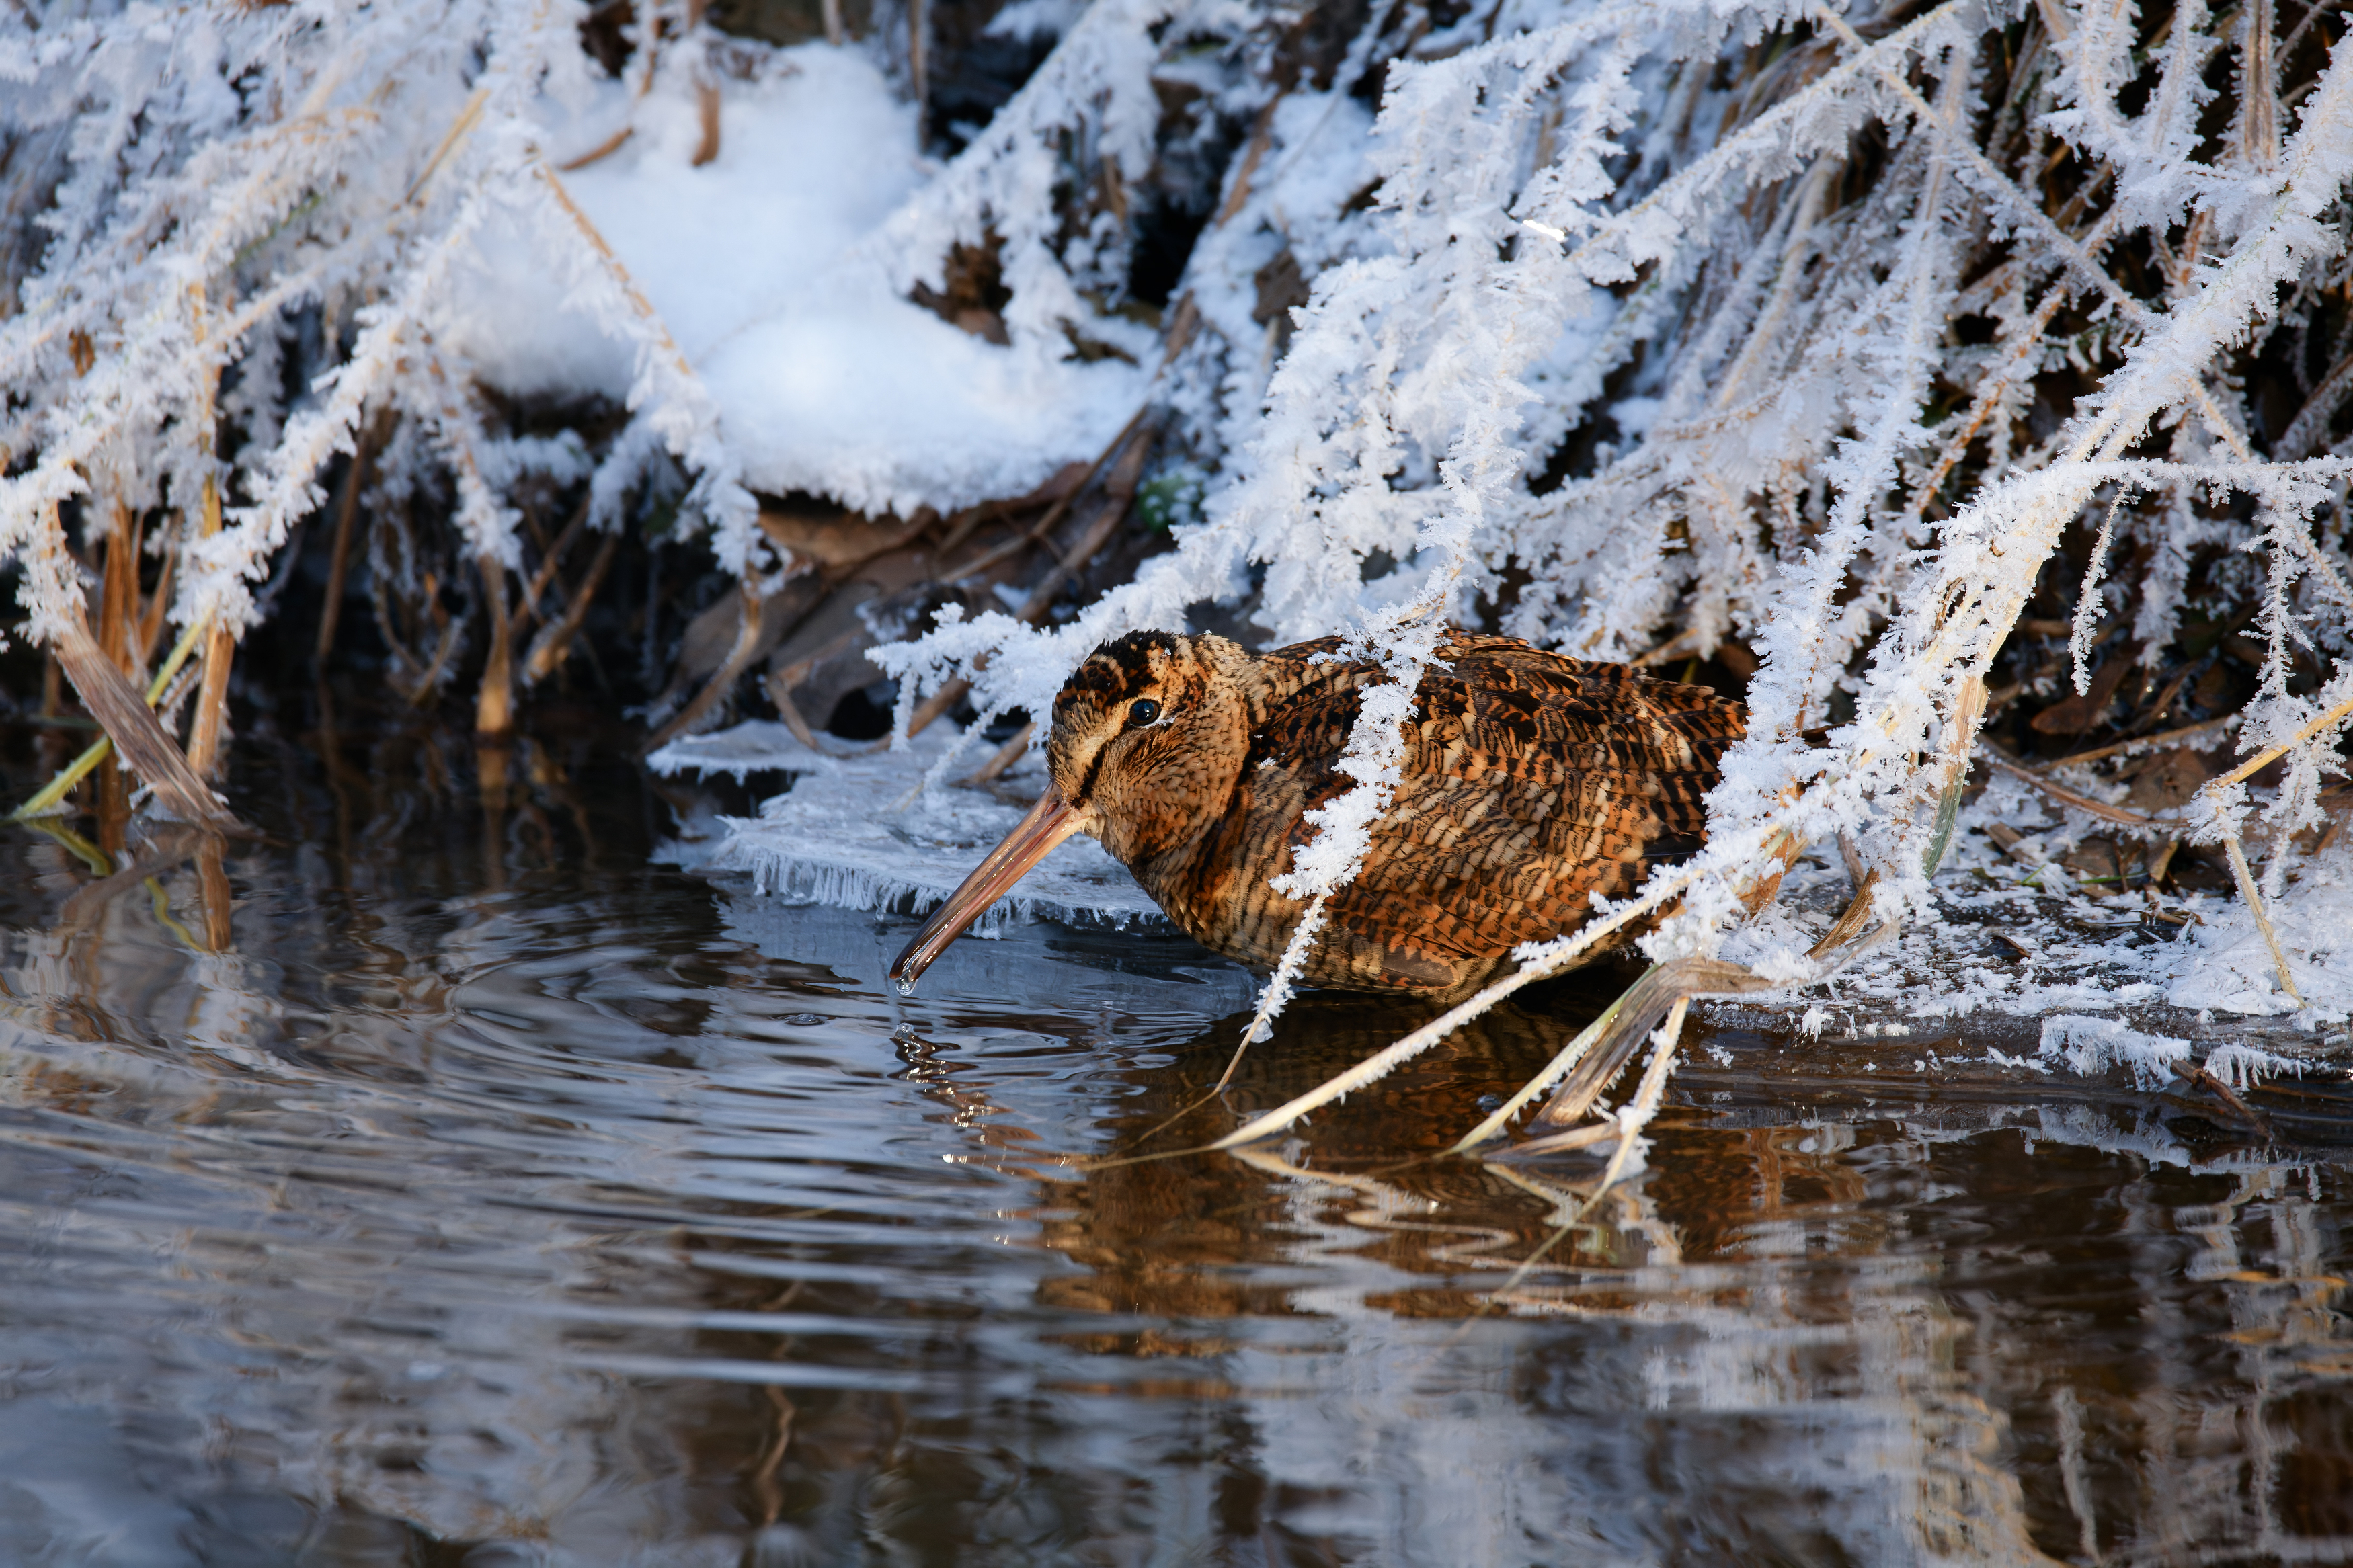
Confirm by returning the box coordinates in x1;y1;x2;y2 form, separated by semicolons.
1042;629;1746;999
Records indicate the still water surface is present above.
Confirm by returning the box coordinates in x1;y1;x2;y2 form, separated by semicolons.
1;709;2349;1566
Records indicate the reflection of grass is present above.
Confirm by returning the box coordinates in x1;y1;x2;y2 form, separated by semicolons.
145;877;202;950
22;817;110;876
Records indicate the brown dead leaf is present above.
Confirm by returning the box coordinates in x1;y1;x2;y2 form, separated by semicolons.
2032;643;2140;734
2126;747;2211;811
2060;835;2133;889
953;307;1009;345
756;505;928;574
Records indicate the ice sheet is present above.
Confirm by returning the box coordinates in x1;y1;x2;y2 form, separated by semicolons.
651;723;1160;932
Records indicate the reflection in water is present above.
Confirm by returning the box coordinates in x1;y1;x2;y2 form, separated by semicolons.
0;707;2346;1565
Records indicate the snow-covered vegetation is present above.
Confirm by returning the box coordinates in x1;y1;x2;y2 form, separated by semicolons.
6;0;2353;1133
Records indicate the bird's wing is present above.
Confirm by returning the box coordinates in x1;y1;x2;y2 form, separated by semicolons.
1259;634;1745;991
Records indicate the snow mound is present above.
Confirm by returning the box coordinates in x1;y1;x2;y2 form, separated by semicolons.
653;721;1160;933
446;44;1147;518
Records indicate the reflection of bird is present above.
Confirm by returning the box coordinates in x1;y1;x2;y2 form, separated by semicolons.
891;628;1746;999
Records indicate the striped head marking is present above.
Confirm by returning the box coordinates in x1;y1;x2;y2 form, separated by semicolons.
1047;631;1245;864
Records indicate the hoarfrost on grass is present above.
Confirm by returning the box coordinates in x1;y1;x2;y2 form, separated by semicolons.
9;0;2353;1067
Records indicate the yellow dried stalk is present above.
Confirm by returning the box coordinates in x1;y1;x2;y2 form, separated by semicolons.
12;614;210;821
184;282;234;782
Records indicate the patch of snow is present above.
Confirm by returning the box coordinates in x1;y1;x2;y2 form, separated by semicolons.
447;44;1147;518
1714;788;2353;1032
986;0;1087;42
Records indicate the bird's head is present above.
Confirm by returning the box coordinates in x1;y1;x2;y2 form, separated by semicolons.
1043;630;1250;863
889;630;1250;992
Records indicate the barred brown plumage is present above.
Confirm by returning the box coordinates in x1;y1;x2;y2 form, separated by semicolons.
889;628;1747;999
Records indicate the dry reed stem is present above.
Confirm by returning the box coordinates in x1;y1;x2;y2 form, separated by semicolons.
1921;674;1987;875
1207;849;1731;1149
822;0;844;46
908;0;927;138
99;503;140;680
692;84;721;167
769;623;866;697
2202;693;2353;797
46;608;239;832
1981;745;2157;827
2223;831;2302;1004
1495;1119;1624;1158
1585;996;1687;1194
196;833;231;951
475;551;514;737
368;531;430;691
1530;960;1771;1128
534;165;698;382
900;677;972;743
558;126;634;172
2242;0;2280;169
184;284;233;782
136;532;175;670
523;527;621;684
1806;867;1884;960
93;501;143;852
93;737;128;856
315;415;379;665
766;677;827;752
1212;100;1281;228
1447;982;1636;1151
1630;626;1700;668
962;722;1034;786
403;87;489;206
2033;714;2239;772
405;594;465;705
512;494;590;636
644;579;769;751
13;614;210;821
185;620;235;778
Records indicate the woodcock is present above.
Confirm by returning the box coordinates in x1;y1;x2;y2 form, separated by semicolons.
889;628;1747;1000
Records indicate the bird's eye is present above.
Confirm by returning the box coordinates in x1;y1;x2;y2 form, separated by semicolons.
1127;698;1162;727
